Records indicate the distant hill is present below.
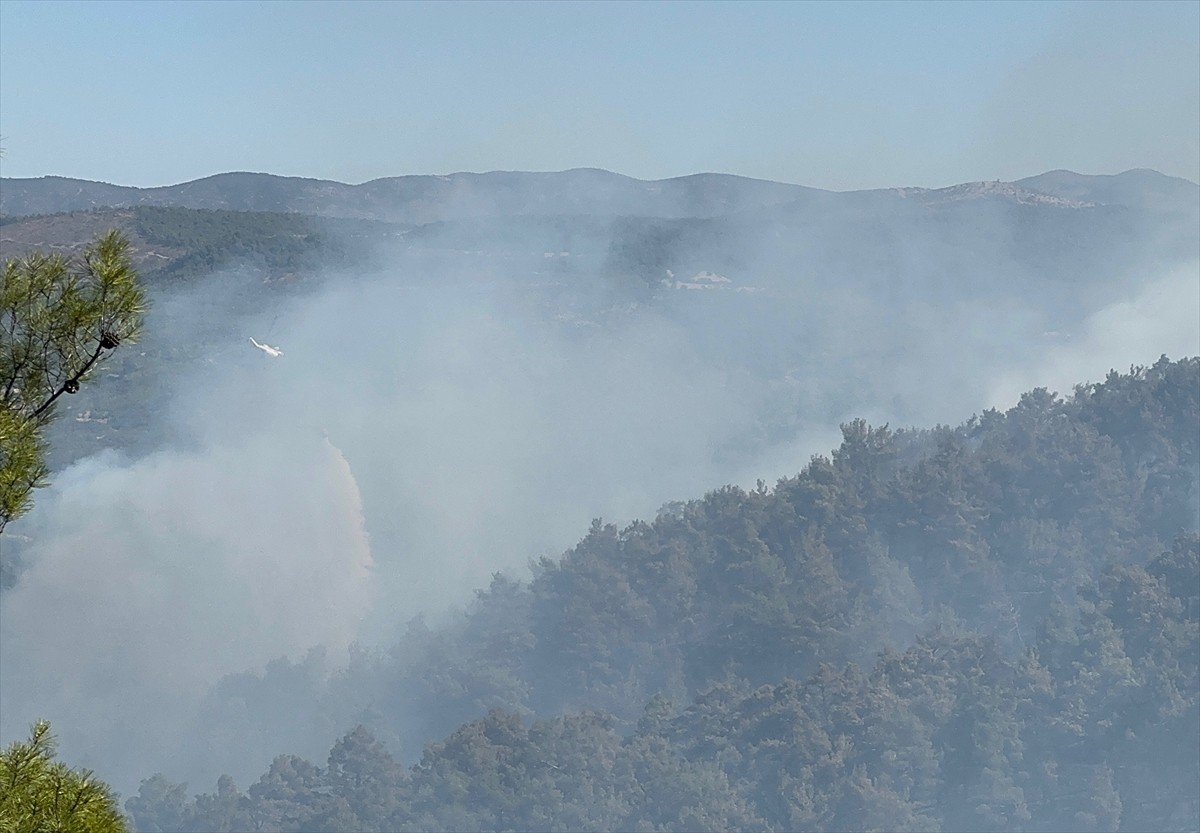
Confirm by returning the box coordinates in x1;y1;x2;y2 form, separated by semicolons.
0;169;825;223
2;167;1195;474
4;168;1196;297
0;206;400;283
4;167;1195;225
1017;168;1200;214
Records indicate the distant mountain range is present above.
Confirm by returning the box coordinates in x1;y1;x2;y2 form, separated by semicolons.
3;167;1196;295
3;167;1197;224
2;169;813;222
3;165;1196;480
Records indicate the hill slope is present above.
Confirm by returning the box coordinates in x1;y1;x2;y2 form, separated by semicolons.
0;169;825;223
124;358;1200;833
4;167;1196;224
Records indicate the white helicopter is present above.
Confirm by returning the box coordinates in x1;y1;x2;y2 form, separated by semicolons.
249;337;283;358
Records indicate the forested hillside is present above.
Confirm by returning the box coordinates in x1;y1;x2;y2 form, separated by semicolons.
0;206;393;282
125;358;1200;832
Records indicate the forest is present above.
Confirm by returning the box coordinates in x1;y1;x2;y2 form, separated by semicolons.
4;172;1198;833
120;357;1199;832
3;2;1198;829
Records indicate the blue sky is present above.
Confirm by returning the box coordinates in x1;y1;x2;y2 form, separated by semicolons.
1;0;1196;189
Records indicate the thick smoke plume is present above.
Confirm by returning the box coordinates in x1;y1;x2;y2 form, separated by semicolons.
1;196;1197;794
0;264;799;789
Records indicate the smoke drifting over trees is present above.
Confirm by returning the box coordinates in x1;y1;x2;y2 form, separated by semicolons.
0;168;1197;830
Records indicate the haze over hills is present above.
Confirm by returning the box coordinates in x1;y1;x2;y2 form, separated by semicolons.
1;166;1196;476
1;168;821;223
1016;168;1200;213
1;165;1198;820
2;0;1197;825
2;167;1196;306
3;167;1197;224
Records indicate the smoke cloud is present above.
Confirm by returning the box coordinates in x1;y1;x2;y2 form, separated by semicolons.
987;261;1200;406
1;190;1197;794
0;262;795;789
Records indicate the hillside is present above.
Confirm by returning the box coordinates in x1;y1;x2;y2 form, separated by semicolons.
1016;168;1200;214
0;205;399;282
4;168;1196;226
122;359;1200;832
0;169;824;223
0;167;1195;516
4;169;1195;302
2;170;1198;829
4;170;1195;322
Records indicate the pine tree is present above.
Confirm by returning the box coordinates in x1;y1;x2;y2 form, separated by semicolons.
0;229;145;533
0;721;127;833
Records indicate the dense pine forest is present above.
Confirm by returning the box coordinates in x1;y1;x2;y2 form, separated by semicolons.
122;357;1199;833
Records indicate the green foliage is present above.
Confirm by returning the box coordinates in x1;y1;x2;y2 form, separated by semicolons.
0;403;47;529
122;359;1200;832
0;721;128;833
132;206;371;281
0;229;145;532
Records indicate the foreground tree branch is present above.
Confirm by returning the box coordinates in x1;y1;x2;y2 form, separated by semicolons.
0;720;128;833
0;230;146;533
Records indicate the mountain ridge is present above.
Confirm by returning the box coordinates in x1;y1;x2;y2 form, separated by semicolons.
3;167;1195;223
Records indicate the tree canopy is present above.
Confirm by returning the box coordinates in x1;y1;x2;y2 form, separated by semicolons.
0;721;128;833
0;229;145;532
124;358;1200;832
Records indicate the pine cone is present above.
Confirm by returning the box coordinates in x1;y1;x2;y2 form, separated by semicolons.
99;331;121;350
64;379;80;394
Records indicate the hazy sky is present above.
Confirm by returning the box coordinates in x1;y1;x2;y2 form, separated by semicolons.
0;0;1197;189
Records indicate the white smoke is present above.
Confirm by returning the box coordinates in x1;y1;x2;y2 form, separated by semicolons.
987;261;1200;405
0;269;771;790
0;421;375;779
0;210;1195;796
